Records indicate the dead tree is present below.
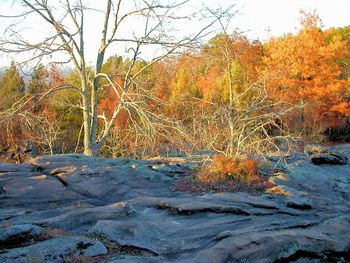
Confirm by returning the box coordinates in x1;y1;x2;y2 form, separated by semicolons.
0;0;234;156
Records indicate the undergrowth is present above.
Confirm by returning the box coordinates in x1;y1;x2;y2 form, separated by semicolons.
197;155;260;184
174;154;274;194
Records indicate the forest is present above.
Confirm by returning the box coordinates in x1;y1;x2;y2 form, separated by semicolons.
1;2;350;262
1;10;349;164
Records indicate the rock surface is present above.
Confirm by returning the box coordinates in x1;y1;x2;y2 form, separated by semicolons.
0;224;43;249
0;149;349;262
304;144;348;165
0;236;108;263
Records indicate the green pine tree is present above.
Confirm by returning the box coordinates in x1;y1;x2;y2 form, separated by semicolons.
0;61;25;110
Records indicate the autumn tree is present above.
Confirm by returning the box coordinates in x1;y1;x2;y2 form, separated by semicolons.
165;54;202;122
28;64;49;94
151;59;176;101
27;65;66;154
0;62;65;156
191;33;272;156
261;10;350;138
199;33;263;104
326;25;350;80
0;62;25;151
0;0;234;156
158;32;291;156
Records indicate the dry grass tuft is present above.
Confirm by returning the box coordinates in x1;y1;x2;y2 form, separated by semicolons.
197;155;259;184
173;154;277;194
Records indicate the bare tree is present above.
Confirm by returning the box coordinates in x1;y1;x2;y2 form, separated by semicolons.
0;0;234;156
187;14;297;157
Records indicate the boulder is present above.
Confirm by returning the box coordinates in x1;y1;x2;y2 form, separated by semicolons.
304;145;348;165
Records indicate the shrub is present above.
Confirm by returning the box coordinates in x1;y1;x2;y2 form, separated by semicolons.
197;154;259;184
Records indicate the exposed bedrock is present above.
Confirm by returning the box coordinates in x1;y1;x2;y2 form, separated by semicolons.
0;147;349;262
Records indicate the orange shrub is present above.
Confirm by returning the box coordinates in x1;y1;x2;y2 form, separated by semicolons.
197;155;259;184
212;154;236;174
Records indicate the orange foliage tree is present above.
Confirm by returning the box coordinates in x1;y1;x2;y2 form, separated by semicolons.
164;33;264;110
98;77;129;129
261;10;350;138
199;33;263;107
153;33;291;156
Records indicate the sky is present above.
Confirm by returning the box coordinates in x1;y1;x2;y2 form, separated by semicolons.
0;0;349;68
234;0;350;40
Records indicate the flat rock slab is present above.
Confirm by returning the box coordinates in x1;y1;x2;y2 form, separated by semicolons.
36;203;135;232
0;236;108;263
0;163;36;173
0;224;43;249
190;215;350;263
1;175;83;208
0;147;349;262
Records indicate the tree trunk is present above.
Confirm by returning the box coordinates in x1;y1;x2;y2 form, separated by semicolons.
83;142;96;156
80;75;95;156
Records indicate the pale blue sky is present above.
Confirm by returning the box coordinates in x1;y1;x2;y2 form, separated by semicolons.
0;0;349;67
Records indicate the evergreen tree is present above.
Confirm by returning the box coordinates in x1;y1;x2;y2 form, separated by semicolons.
0;61;25;110
28;64;49;94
